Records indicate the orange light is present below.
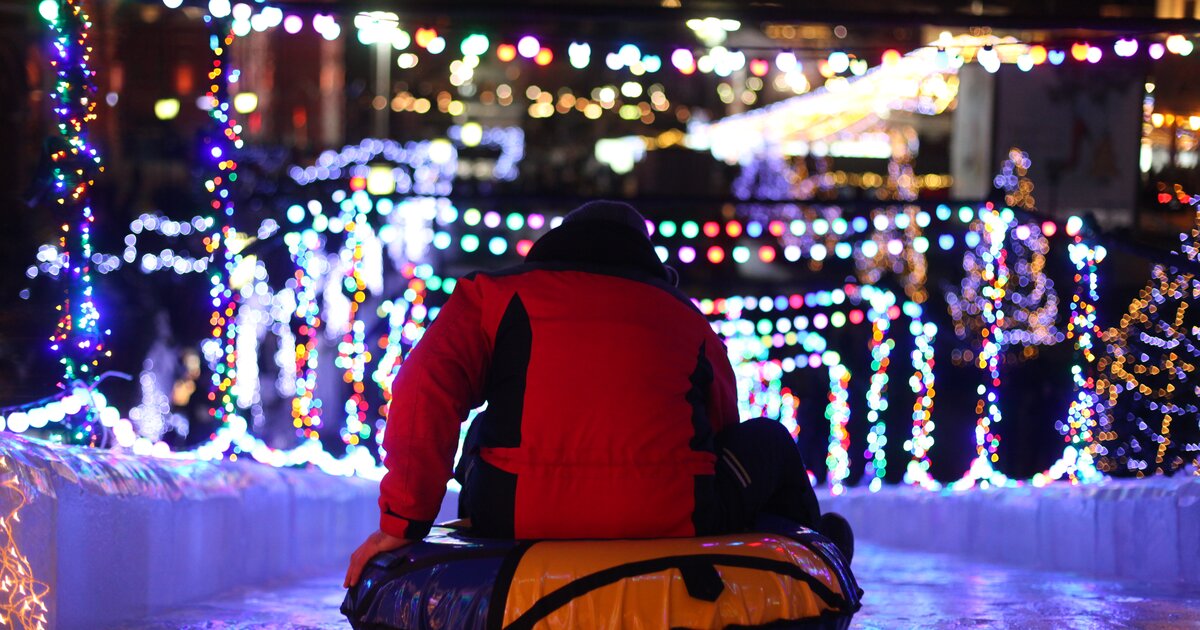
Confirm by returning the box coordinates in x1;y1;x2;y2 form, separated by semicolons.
707;246;725;264
1070;42;1089;62
768;220;785;236
1041;220;1057;237
749;59;769;76
703;221;720;238
535;47;553;66
1029;45;1048;65
758;245;776;263
349;176;366;191
497;44;517;62
881;49;901;66
725;221;742;237
415;28;438;49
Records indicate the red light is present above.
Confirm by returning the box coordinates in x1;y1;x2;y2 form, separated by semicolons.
758;245;776;262
726;221;743;237
516;239;533;256
707;246;725;264
768;220;785;236
349;176;366;191
887;305;901;320
497;44;517;62
749;59;769;76
1158;192;1173;204
703;221;720;238
848;309;864;325
535;48;553;66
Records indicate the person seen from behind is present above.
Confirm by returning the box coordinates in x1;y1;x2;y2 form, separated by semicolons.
345;200;853;588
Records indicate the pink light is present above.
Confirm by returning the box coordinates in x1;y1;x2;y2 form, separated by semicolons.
283;15;302;34
1114;38;1138;57
1150;42;1166;59
1041;220;1057;237
671;48;695;74
1086;46;1102;63
517;36;540;59
678;246;696;263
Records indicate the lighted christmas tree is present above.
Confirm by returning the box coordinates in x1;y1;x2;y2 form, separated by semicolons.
1096;203;1200;477
947;149;1060;363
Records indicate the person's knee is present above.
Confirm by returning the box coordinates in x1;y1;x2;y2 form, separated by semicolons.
740;417;796;443
716;418;797;455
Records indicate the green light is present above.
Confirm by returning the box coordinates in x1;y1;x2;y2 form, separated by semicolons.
659;221;677;238
39;0;58;21
681;221;699;238
461;234;479;252
461;33;490;57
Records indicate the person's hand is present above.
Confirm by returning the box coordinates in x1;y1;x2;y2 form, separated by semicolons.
344;529;411;588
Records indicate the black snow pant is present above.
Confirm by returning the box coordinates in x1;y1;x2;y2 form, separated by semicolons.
456;417;821;537
706;417;822;534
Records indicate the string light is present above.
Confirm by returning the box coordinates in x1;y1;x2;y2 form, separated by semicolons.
0;455;50;630
863;314;894;491
904;319;940;489
954;205;1014;489
1097;203;1200;477
43;0;108;444
1037;238;1107;484
199;19;247;450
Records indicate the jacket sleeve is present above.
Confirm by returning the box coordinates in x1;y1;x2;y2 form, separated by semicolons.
379;276;490;539
705;332;741;432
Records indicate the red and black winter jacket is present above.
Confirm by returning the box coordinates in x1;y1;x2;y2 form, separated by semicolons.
379;223;740;540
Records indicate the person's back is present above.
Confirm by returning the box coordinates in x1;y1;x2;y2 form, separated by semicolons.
377;203;738;540
345;201;851;589
452;266;737;538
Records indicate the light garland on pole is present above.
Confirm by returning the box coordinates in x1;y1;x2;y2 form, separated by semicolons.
42;0;108;444
954;205;1015;490
904;318;940;489
1037;236;1107;484
863;315;894;491
201;19;245;448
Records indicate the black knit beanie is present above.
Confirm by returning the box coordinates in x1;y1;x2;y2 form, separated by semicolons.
525;200;679;286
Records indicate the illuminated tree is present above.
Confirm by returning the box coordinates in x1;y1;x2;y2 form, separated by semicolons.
1096;207;1200;476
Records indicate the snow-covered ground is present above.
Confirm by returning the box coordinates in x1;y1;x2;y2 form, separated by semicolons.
127;543;1200;629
